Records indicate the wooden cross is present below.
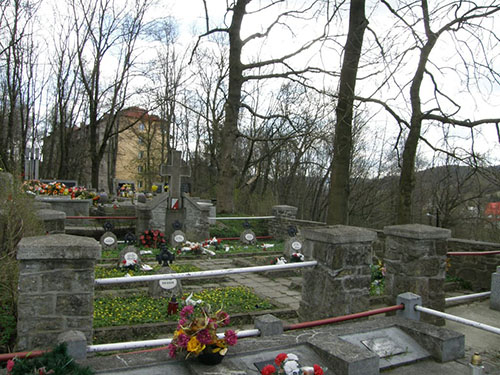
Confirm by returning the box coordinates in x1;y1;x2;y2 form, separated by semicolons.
160;150;191;207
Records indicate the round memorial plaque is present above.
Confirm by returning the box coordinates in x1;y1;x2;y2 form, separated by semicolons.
159;279;177;290
124;252;138;262
174;234;185;243
291;241;302;251
103;236;116;246
245;233;255;241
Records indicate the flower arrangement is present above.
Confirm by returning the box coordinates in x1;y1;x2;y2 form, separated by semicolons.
22;180;98;201
261;353;324;375
139;229;166;248
167;302;238;359
290;252;304;262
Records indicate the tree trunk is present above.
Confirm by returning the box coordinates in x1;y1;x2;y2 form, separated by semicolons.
396;31;437;223
215;0;249;213
327;0;367;224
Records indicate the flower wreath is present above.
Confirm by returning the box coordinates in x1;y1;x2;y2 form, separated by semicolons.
261;352;324;375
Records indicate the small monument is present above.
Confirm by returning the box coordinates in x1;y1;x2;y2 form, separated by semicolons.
149;244;183;299
240;220;257;245
170;220;187;248
284;225;304;258
118;233;140;270
100;222;117;250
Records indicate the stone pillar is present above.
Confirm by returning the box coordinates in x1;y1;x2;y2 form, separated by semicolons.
17;234;100;350
490;266;500;311
384;224;450;326
270;205;298;241
298;225;376;321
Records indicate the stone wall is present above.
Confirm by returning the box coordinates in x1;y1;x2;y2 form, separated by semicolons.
298;225;376;321
374;232;500;291
446;238;500;291
16;234;100;350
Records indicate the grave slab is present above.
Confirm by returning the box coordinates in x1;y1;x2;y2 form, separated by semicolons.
339;326;430;369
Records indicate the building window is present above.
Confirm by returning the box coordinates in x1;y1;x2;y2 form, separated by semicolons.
138;122;145;131
138;151;144;159
138;136;143;144
138;180;143;188
138;166;143;173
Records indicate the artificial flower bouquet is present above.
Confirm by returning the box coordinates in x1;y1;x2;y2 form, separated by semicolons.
261;352;325;375
167;303;238;359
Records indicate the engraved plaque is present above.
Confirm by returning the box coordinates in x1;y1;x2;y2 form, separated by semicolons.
245;233;254;241
174;234;185;243
291;241;302;250
361;337;406;358
159;279;177;290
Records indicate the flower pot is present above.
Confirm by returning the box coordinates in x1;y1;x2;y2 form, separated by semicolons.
197;347;224;365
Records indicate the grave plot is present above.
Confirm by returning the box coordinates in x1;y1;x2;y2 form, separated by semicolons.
92;240;293;344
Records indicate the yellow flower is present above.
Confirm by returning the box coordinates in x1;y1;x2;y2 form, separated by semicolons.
187;336;205;354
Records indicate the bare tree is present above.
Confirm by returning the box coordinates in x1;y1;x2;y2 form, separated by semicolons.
327;0;368;224
70;0;150;191
193;0;335;213
356;1;500;224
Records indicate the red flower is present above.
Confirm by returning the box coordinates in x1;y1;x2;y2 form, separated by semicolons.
261;364;276;375
313;364;323;375
275;353;287;366
122;260;126;264
6;359;14;373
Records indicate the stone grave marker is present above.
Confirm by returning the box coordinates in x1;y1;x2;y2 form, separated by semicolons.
100;222;117;250
149;244;182;298
136;192;147;204
118;245;141;270
284;225;304;258
170;220;187;247
148;266;183;299
240;220;256;245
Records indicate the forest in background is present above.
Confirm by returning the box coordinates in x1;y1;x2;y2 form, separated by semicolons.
1;0;500;238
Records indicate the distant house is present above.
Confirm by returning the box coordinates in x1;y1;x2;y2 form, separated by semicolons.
41;107;168;193
485;202;500;221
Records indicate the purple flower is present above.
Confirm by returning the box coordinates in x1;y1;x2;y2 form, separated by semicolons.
217;311;230;326
167;343;177;358
177;333;190;348
177;317;187;330
180;305;194;318
225;330;237;346
197;329;213;345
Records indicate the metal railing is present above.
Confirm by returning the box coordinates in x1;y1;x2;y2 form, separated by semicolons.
415;305;500;335
95;261;318;285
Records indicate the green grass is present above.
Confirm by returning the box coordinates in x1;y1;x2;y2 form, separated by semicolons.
93;286;274;328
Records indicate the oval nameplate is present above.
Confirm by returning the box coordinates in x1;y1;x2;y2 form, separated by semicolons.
159;279;177;290
103;237;115;246
245;233;254;241
124;252;138;261
291;241;302;250
174;234;185;243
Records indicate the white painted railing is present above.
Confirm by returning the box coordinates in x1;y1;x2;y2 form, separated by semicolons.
207;216;275;220
87;329;260;353
95;261;318;285
445;291;491;304
415;305;500;335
